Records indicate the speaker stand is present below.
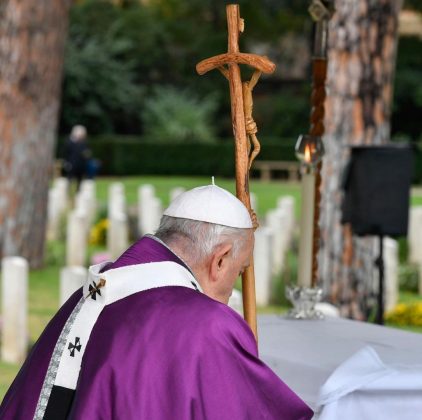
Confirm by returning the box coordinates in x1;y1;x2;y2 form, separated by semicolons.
374;235;384;325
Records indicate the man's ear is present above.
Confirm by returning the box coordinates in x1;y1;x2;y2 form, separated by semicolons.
209;243;233;282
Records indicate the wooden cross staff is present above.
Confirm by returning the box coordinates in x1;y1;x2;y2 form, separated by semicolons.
196;4;275;340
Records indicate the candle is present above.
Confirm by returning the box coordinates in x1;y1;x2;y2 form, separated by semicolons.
297;146;315;287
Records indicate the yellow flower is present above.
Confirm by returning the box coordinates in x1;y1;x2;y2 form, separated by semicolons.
386;301;422;327
89;219;109;246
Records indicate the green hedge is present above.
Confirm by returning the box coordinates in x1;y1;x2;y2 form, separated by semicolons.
69;136;422;181
413;146;422;184
87;136;298;177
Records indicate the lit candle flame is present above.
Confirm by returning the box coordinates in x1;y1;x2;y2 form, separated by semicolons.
304;144;312;164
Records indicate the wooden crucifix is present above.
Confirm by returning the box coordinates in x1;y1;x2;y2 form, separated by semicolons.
196;4;275;340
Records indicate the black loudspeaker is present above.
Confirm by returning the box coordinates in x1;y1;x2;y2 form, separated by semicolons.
342;144;414;325
342;144;414;238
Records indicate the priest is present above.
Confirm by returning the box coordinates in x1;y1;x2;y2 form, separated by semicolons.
0;184;313;420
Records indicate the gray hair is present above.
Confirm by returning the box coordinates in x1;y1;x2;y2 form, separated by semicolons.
70;125;87;141
155;216;251;263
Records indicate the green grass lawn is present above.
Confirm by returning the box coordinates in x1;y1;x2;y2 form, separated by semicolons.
411;195;422;207
0;362;18;400
1;177;422;400
92;177;422;220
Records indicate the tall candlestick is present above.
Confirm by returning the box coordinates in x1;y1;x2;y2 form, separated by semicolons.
297;167;316;287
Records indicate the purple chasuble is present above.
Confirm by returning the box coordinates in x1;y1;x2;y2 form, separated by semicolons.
0;236;313;419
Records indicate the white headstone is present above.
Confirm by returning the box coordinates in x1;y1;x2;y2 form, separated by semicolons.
66;210;87;266
53;177;69;214
108;212;129;260
79;180;97;227
266;208;289;274
277;196;295;244
47;188;62;241
254;226;274;306
250;192;258;214
60;266;87;306
384;237;399;312
1;256;28;364
75;191;89;219
151;197;163;233
109;182;124;196
138;184;155;235
108;183;125;220
80;179;96;196
408;207;422;264
47;178;70;241
169;187;186;203
228;288;243;316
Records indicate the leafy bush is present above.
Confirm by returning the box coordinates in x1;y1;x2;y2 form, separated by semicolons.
142;86;218;143
45;240;66;267
61;0;147;134
398;237;408;263
391;37;422;142
254;83;311;140
399;263;420;293
63;36;144;134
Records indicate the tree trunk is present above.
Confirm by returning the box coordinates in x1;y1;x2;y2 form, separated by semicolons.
0;0;71;268
319;0;403;319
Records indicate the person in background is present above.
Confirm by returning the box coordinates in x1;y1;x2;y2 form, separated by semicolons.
62;125;91;192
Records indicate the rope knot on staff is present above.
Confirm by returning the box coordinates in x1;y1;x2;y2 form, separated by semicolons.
196;4;275;341
249;209;259;231
245;117;257;135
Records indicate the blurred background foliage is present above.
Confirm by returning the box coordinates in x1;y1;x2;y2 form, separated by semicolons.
60;0;312;138
142;86;219;143
60;0;422;169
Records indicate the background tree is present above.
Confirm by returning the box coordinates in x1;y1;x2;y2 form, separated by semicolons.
60;0;312;138
0;0;72;268
319;0;404;319
61;0;420;144
61;1;146;134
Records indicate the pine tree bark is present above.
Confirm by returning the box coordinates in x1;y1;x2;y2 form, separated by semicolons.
0;0;71;268
319;0;403;319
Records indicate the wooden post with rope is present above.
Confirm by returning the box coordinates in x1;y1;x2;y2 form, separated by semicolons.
196;4;275;341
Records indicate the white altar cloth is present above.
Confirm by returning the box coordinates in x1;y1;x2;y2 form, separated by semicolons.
258;315;422;418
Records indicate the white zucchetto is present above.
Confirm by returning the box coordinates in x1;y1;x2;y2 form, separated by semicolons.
163;184;253;229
